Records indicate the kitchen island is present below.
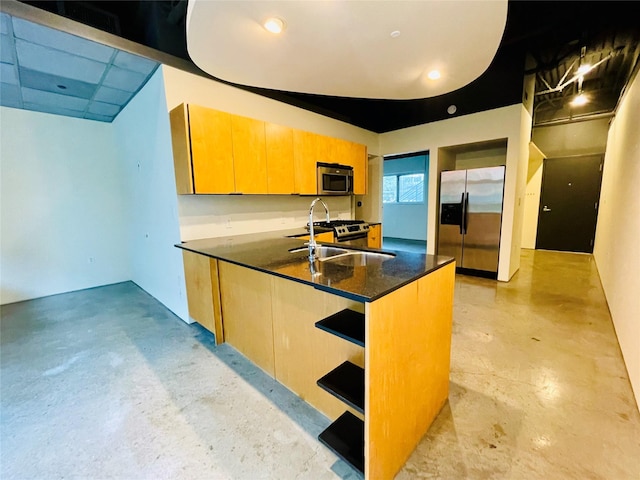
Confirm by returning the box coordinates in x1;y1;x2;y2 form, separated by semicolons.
177;231;455;480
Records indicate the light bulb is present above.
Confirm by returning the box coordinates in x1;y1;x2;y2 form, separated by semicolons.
571;93;588;106
263;17;285;34
427;70;441;80
577;64;592;75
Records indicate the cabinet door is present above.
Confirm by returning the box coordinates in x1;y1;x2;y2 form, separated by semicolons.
265;123;295;194
219;261;275;376
332;138;367;195
293;130;321;194
169;104;194;194
232;115;268;194
182;251;224;344
298;231;334;243
367;224;382;249
350;142;368;195
188;104;235;194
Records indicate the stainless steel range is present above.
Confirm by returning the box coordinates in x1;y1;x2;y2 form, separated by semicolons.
308;220;370;247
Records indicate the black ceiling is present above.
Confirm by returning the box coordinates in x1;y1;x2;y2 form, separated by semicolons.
20;0;640;133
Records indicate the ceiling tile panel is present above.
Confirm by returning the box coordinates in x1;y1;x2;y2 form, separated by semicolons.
0;62;18;85
113;50;158;75
88;101;120;116
22;86;89;111
23;102;85;118
1;35;15;63
3;13;159;123
93;85;132;105
12;17;115;63
0;13;10;35
102;66;147;92
16;39;107;84
84;112;113;122
0;82;22;108
19;67;97;99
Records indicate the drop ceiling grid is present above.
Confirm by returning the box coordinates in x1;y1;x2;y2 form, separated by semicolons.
0;12;159;123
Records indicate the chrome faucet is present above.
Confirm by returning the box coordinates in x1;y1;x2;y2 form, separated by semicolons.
307;197;330;262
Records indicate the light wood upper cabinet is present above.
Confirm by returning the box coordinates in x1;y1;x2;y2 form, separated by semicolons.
231;115;267;194
188;104;236;194
169;103;194;194
169;102;367;196
170;104;236;194
328;137;367;195
349;141;367;195
265;123;295;194
294;130;322;194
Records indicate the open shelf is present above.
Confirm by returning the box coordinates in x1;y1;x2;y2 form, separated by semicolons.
317;361;364;414
315;309;365;347
318;411;364;475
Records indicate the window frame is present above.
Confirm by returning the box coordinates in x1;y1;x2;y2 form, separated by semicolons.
382;172;425;205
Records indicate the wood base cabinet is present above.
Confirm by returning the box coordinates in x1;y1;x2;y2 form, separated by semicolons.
214;259;455;479
367;224;381;249
182;250;224;344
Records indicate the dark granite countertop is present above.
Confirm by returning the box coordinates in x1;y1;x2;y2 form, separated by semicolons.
176;229;453;303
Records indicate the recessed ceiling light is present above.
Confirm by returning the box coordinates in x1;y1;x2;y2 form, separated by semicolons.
263;17;285;34
570;93;588;106
390;31;401;38
427;70;441;80
447;105;457;114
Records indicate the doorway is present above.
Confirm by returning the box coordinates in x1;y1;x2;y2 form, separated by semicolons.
382;152;429;252
536;155;603;253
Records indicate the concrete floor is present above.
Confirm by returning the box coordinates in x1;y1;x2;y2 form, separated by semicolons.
382;237;427;254
1;250;639;479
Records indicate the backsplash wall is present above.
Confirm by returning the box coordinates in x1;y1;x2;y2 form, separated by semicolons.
178;195;352;241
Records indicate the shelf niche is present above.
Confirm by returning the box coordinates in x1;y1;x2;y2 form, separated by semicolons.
317;361;365;414
315;309;365;347
318;411;365;475
315;308;366;475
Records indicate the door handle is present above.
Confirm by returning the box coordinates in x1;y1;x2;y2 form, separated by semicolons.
463;192;469;234
459;193;465;234
543;206;551;212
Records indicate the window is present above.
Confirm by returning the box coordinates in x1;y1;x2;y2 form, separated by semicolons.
383;173;424;203
383;176;398;203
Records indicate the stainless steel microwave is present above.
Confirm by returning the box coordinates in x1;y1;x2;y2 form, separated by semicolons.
317;163;353;195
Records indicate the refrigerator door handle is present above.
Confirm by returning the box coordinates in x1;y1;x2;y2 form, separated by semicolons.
459;192;465;234
463;192;470;234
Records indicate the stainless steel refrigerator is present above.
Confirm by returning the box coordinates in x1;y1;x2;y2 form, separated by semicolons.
437;166;505;278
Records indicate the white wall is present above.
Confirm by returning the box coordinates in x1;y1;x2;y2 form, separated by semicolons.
382;155;428;241
532;117;609;158
161;65;379;241
593;72;640;408
455;147;506;169
112;69;189;321
0;107;130;304
379;104;531;281
179;194;352;241
521;143;545;249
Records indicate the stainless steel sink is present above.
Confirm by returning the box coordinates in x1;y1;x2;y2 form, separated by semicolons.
320;250;395;266
289;245;396;264
288;245;351;259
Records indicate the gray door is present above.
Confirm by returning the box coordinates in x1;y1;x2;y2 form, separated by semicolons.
536;155;603;253
438;170;466;265
462;166;505;272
